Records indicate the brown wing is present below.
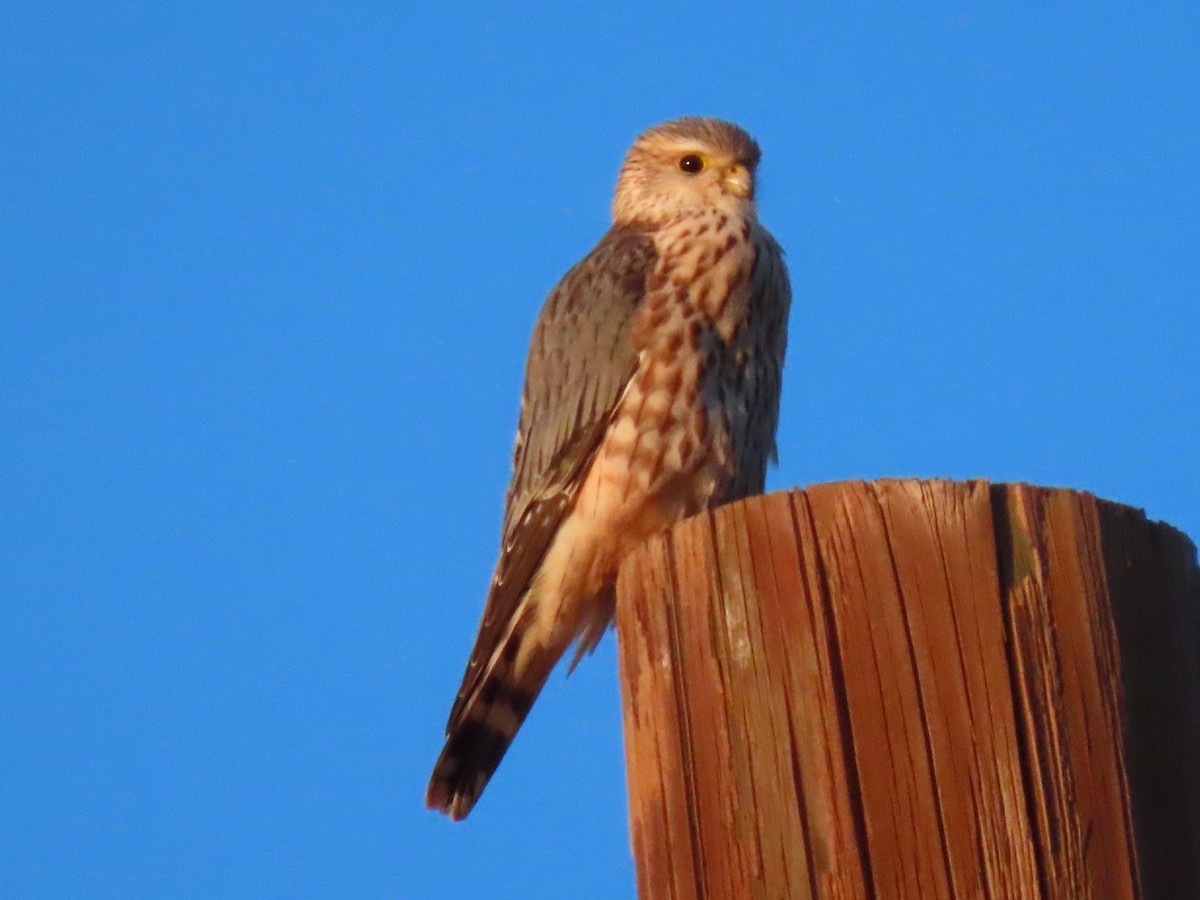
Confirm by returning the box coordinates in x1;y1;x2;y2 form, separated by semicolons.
728;224;792;498
444;226;656;729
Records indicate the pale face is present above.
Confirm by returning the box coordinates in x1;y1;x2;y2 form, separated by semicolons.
612;122;761;226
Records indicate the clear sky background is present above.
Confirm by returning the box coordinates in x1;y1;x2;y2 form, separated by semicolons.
3;3;1198;897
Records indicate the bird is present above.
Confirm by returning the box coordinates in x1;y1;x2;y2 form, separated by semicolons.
427;117;791;820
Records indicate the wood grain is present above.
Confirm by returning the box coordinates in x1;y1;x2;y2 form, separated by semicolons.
615;480;1200;900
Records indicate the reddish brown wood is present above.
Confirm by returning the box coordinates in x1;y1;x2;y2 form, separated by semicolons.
615;480;1200;899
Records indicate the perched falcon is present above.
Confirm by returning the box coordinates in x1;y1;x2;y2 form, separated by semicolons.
427;117;791;820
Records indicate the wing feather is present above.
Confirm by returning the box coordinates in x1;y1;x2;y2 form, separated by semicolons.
445;226;656;729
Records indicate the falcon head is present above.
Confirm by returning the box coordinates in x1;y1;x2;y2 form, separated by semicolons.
612;117;763;227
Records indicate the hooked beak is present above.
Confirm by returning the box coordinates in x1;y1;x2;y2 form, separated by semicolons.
723;163;753;200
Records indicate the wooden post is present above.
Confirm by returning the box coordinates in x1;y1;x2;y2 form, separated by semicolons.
615;479;1200;900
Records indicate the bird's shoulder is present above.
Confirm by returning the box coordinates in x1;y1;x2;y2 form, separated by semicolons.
512;225;658;484
531;226;658;342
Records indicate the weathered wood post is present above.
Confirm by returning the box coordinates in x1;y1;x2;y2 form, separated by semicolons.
615;479;1200;899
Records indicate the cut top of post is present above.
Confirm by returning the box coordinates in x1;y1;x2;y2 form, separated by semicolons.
615;480;1200;900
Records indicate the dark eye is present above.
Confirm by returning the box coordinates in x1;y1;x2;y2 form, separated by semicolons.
678;154;704;174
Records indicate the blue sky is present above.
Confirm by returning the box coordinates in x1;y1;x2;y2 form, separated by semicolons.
3;2;1197;897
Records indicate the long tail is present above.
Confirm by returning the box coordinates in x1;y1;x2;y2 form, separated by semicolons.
425;639;558;821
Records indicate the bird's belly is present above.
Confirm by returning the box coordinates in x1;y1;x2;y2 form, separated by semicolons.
527;225;763;651
529;355;719;613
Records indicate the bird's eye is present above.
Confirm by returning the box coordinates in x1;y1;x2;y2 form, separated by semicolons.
678;154;704;174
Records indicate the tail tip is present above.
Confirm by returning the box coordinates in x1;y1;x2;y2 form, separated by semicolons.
426;774;477;821
422;763;477;825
